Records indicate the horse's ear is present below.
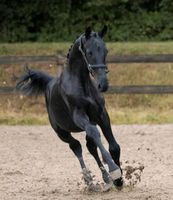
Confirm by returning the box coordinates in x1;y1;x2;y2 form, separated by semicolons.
85;27;92;40
98;25;107;38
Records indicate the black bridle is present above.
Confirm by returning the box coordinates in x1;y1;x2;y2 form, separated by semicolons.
78;35;109;76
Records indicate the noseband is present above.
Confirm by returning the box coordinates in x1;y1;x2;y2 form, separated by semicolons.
78;35;109;76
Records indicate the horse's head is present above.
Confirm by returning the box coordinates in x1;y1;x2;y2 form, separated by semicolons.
79;26;109;92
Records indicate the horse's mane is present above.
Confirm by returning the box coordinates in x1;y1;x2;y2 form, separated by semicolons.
66;36;80;59
66;32;98;60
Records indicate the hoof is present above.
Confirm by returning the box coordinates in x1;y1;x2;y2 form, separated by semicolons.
87;183;102;192
110;168;123;189
102;181;114;192
113;177;124;189
82;168;93;186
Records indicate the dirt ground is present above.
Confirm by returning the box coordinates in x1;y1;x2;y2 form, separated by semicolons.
0;125;172;200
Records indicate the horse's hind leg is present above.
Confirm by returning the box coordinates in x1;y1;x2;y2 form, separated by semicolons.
86;135;112;184
54;126;93;186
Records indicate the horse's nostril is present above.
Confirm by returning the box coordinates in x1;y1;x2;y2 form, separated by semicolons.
98;82;108;92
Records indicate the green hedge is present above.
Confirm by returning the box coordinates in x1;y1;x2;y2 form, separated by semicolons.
0;0;173;42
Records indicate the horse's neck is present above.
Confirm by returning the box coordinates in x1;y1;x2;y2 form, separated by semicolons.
67;46;91;82
62;58;94;96
63;43;97;96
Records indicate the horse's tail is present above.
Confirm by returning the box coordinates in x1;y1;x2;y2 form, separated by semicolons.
16;66;53;96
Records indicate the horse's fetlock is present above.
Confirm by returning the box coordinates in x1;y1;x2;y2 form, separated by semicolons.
110;168;122;181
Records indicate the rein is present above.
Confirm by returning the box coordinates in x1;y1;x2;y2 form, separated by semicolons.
78;35;109;76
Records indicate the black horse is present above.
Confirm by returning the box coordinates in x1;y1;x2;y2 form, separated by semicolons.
16;26;123;188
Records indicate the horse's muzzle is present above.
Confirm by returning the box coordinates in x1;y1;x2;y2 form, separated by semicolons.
98;79;109;92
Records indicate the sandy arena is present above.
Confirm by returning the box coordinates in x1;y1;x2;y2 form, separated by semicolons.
0;125;173;200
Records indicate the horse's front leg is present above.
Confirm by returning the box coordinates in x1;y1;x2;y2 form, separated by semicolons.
73;108;121;184
86;135;112;184
98;108;123;187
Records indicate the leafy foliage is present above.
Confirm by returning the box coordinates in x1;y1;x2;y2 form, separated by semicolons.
0;0;173;42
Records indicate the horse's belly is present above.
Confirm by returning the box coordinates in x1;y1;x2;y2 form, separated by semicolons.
50;108;81;132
